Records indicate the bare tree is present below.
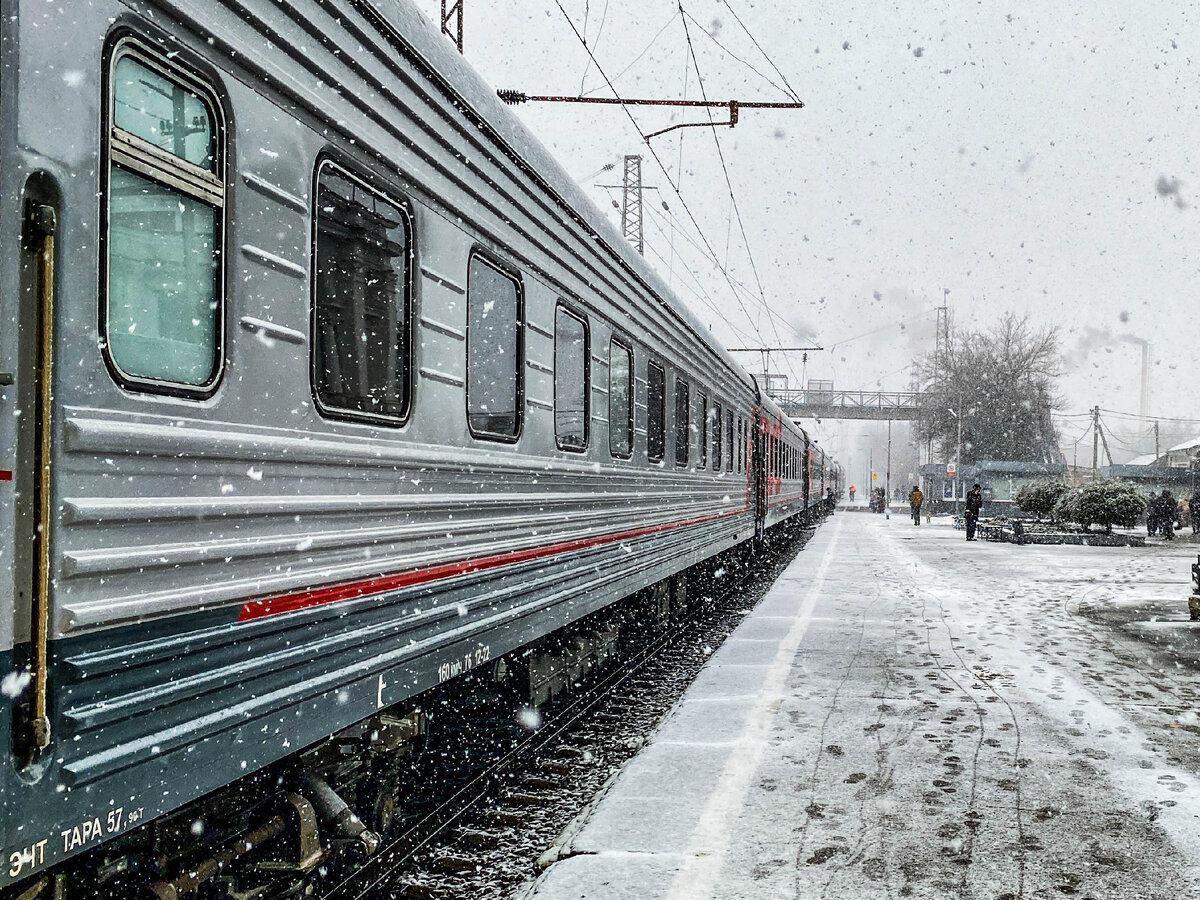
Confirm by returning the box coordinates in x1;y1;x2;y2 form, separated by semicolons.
918;313;1063;464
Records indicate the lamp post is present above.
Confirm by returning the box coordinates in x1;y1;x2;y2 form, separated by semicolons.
947;403;963;514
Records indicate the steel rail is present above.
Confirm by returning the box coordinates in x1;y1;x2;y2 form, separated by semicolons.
325;622;683;900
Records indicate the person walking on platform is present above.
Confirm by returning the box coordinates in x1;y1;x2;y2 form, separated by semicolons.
849;484;857;504
909;485;923;525
965;483;983;541
1159;490;1177;540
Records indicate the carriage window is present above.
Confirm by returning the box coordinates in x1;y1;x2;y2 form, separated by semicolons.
467;256;522;440
106;50;223;390
698;393;708;468
728;412;736;472
609;339;633;458
312;163;411;423
647;362;665;462
729;417;739;475
554;306;588;450
674;379;690;467
711;401;722;470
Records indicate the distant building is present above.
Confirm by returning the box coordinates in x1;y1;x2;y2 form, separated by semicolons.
1159;436;1200;468
1124;453;1159;467
1102;436;1199;497
919;460;1067;515
1100;463;1192;496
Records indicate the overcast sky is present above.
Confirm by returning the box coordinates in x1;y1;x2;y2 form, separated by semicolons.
410;0;1199;466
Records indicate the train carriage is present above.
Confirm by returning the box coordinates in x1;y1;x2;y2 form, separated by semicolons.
0;1;835;895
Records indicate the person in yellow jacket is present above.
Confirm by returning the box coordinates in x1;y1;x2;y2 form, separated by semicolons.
909;486;923;525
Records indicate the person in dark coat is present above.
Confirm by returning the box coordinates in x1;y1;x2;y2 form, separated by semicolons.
1190;495;1200;535
1147;491;1159;536
964;483;983;541
1159;491;1176;540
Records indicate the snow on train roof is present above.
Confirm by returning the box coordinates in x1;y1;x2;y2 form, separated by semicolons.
369;0;755;392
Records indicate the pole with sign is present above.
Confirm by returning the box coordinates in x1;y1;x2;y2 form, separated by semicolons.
885;420;892;520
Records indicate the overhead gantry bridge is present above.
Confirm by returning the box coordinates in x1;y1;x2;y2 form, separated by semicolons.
770;389;924;422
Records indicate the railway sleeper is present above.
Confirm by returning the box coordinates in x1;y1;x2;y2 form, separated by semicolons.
482;808;524;826
391;880;448;900
455;828;502;850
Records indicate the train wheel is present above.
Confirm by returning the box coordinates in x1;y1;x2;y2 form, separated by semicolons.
361;773;401;836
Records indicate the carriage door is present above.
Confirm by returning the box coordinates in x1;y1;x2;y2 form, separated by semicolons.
802;438;811;511
753;413;767;538
8;192;58;767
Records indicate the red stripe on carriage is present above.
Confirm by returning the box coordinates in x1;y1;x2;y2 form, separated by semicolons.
0;470;11;482
237;506;748;622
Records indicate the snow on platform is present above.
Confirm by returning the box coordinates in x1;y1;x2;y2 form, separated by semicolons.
523;514;1200;900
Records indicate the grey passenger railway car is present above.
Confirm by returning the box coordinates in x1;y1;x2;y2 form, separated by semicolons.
0;0;836;895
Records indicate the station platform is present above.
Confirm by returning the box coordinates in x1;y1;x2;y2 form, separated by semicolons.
522;513;1200;900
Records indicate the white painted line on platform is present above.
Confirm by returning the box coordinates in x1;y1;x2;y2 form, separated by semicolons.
662;520;842;900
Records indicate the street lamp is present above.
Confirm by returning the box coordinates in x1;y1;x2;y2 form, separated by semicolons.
947;402;963;514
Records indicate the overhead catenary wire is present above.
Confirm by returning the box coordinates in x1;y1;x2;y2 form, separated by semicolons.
676;2;801;389
718;0;803;103
583;9;681;97
668;35;690;287
630;186;773;348
577;0;613;95
643;231;763;347
550;0;788;369
646;195;807;388
601;178;777;354
642;199;777;321
599;182;766;331
678;7;795;100
678;6;774;319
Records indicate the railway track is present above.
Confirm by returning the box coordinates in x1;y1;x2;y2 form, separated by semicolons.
325;526;815;900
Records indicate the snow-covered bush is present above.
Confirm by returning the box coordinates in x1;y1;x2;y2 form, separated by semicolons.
1014;480;1068;521
1054;488;1081;526
1056;480;1144;534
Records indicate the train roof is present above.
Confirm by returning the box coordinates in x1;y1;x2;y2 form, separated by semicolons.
371;0;755;393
